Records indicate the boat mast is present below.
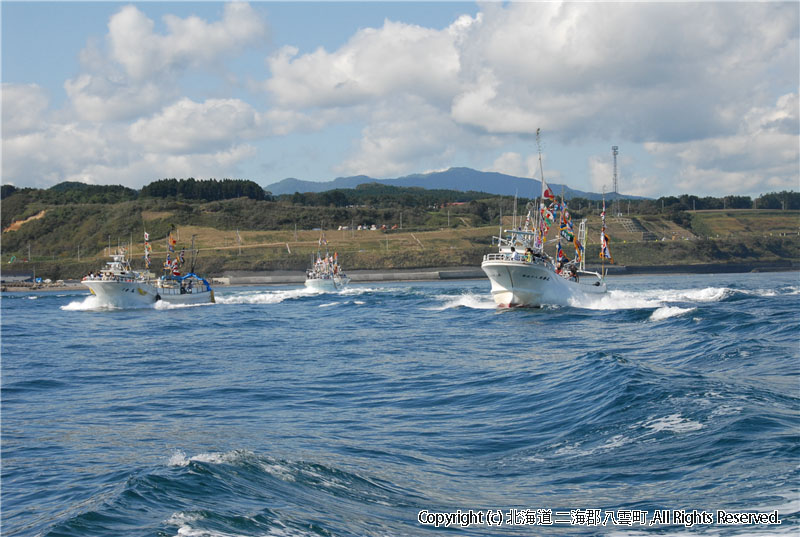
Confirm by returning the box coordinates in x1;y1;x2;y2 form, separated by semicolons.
535;128;546;252
190;234;198;274
601;190;606;277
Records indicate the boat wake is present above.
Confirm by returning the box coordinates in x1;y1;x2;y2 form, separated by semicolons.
61;295;147;311
566;286;738;321
214;288;319;305
153;300;215;310
429;292;497;311
648;306;697;321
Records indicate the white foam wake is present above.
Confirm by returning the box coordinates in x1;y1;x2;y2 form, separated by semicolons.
649;306;696;321
569;286;731;316
60;295;132;311
214;288;318;305
429;293;497;311
154;301;214;310
569;289;662;310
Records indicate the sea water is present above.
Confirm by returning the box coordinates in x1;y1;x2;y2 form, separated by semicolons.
1;272;798;536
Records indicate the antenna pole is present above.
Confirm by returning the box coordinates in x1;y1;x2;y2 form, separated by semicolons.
612;145;619;216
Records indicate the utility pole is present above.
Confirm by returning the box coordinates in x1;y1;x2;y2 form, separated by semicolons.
612;146;619;216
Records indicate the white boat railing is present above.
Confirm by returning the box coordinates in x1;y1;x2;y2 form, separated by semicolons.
483;253;552;266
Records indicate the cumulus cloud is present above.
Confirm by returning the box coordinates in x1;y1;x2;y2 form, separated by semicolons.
108;3;265;81
451;2;797;142
2;83;50;137
334;97;461;178
129;98;262;154
3;4;269;188
487;152;540;179
645;93;799;196
3;1;797;196
66;2;267;122
261;1;797;193
265;17;467;109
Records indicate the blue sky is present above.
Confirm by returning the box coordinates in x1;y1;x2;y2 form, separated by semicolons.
2;1;798;198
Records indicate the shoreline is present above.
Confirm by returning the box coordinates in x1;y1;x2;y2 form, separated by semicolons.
3;261;796;292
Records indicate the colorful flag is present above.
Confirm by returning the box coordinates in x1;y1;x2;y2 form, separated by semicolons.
179;248;185;264
541;204;554;226
573;238;583;263
559;201;574;241
557;242;570;263
144;232;149;241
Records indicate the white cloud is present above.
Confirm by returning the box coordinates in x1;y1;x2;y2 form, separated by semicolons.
2;83;50;137
3;1;797;196
487;152;540;179
451;2;797;142
2;4;269;189
108;3;265;82
334;97;461;178
129;98;262;154
260;1;797;193
265;17;469;109
66;3;267;122
645;93;800;196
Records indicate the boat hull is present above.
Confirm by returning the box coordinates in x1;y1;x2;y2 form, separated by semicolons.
84;280;214;307
304;276;350;292
481;260;606;307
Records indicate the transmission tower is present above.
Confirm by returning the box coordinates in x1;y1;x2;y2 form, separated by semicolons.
612;145;619;216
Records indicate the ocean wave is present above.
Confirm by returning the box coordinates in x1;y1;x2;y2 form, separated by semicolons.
743;284;800;297
649;306;696;321
643;413;704;434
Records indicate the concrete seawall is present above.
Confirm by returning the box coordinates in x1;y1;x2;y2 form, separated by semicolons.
220;268;486;285
218;261;797;286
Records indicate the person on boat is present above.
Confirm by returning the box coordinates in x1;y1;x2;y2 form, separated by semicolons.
508;247;520;261
569;265;579;282
525;248;533;263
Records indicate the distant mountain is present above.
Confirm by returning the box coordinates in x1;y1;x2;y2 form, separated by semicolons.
264;167;639;200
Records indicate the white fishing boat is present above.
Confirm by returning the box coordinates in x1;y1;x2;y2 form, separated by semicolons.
82;233;214;307
481;130;612;308
481;235;607;307
305;246;350;292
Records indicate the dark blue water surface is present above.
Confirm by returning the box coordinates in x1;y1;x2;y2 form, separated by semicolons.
2;272;799;536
